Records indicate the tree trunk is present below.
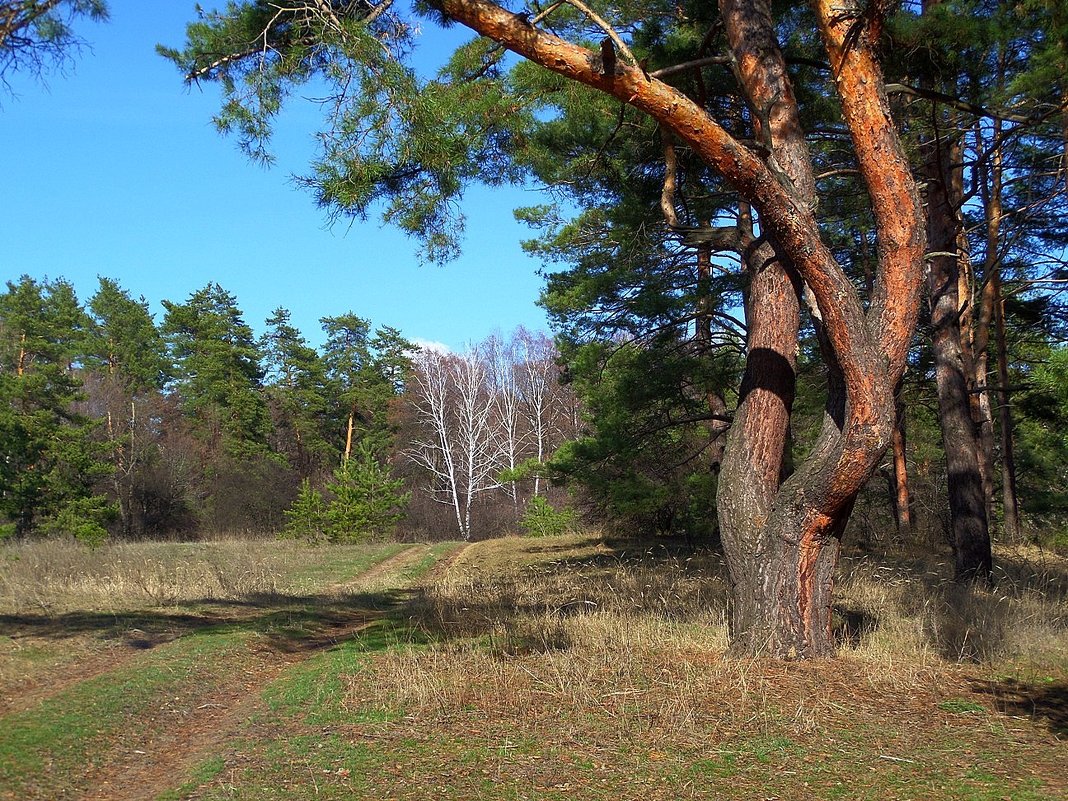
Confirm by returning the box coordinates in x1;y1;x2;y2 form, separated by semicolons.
993;276;1021;540
924;128;992;581
890;382;913;534
957;246;996;528
975;121;1022;541
343;407;355;463
434;0;925;658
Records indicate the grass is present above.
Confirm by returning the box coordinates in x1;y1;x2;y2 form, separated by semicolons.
0;537;451;801
1;533;1065;800
0;538;414;614
0;627;252;800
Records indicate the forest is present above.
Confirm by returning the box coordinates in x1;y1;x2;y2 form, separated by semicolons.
0;278;581;544
2;2;1068;652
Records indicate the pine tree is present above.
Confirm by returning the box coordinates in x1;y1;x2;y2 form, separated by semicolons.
162;283;271;459
166;0;932;658
0;0;109;84
281;478;328;541
86;277;170;538
325;442;409;542
0;276;112;540
261;307;335;478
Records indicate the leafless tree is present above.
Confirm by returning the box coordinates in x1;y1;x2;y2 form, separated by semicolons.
407;347;503;540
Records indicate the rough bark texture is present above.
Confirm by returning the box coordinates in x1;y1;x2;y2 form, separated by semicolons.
717;0;831;657
924;128;992;581
433;0;925;657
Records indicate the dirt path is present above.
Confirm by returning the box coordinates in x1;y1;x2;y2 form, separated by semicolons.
70;543;462;801
334;543;429;591
0;546;431;719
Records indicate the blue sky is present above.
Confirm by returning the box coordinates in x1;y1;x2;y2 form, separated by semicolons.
0;1;553;352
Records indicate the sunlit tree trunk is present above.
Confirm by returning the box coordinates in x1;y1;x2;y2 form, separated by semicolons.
889;381;913;534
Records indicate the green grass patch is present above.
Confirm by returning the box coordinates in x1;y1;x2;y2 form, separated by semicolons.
194;733;388;801
404;541;464;582
0;628;251;800
263;618;422;725
287;543;409;590
155;755;226;801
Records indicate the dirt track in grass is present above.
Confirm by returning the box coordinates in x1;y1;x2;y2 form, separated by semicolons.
2;535;1066;801
0;541;468;801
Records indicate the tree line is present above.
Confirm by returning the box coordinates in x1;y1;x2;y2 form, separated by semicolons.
0;276;578;544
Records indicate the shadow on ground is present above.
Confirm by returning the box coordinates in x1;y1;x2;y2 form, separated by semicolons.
0;588;412;655
970;676;1068;736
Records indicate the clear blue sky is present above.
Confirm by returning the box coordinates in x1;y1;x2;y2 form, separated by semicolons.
0;1;553;352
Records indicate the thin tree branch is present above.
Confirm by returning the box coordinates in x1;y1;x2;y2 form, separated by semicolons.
885;82;1032;124
560;0;637;68
649;55;731;79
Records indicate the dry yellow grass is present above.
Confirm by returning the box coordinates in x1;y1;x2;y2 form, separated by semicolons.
0;537;401;614
319;534;1066;800
350;532;1068;738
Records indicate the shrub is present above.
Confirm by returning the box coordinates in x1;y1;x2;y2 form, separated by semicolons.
520;495;578;538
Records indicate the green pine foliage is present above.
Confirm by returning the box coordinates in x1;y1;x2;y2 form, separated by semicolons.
321;314;413;455
262;307;336;479
324;444;410;543
281;479;329;542
519;494;578;538
162;284;273;460
38;494;116;547
159;1;534;263
0;0;110;83
0;277;113;540
88;277;170;392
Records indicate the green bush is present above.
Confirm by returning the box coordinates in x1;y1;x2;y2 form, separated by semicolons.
520;495;578;538
39;496;116;548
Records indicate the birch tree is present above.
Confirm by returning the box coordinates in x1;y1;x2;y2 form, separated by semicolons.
408;348;502;539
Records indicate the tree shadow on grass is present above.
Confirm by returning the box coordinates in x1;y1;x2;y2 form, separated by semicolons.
0;588;414;656
969;676;1068;736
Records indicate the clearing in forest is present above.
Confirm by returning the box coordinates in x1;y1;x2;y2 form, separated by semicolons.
0;533;1065;800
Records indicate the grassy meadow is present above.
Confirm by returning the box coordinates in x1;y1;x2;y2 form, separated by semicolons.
0;533;1065;800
